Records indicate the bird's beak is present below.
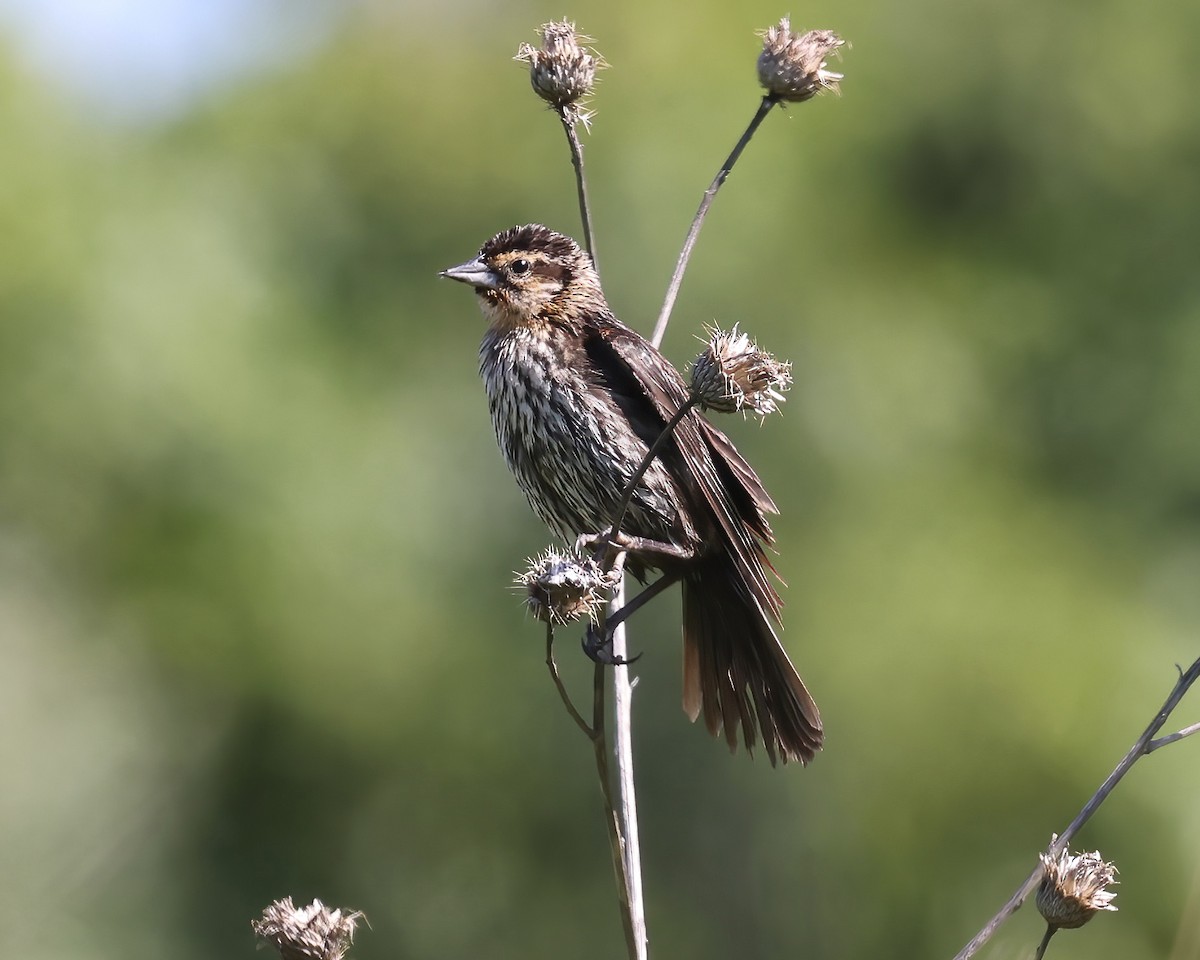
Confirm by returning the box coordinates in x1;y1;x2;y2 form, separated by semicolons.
440;257;500;291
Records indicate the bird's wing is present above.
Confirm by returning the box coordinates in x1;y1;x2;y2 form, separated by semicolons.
585;320;781;615
699;418;778;538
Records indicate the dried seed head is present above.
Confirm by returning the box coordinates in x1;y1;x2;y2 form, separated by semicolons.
252;898;365;960
691;325;792;417
515;20;605;125
517;548;616;625
757;20;844;103
1036;840;1119;931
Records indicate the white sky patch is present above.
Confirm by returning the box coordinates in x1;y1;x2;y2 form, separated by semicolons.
0;0;339;122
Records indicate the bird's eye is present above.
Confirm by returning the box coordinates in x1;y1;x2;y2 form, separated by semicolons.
510;258;531;276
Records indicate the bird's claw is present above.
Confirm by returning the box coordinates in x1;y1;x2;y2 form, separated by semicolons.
575;529;616;557
583;622;642;666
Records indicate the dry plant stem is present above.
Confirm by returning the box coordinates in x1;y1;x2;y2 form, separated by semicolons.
610;588;647;960
1033;925;1057;960
592;656;641;959
953;656;1200;960
544;615;641;958
545;622;594;737
1146;719;1200;753
559;111;598;268
651;95;778;349
605;572;680;632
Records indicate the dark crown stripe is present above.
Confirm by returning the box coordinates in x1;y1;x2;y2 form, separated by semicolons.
481;224;581;262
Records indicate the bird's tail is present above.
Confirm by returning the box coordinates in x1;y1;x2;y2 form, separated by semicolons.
681;556;823;765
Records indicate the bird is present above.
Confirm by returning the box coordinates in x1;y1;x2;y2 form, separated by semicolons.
441;223;822;765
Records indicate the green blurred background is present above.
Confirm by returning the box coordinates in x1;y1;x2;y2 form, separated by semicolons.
2;1;1198;958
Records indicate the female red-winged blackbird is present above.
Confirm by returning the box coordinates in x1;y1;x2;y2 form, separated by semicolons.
442;224;822;765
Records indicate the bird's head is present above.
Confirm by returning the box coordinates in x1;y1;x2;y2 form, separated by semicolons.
441;224;602;330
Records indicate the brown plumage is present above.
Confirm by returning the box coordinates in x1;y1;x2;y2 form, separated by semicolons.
442;224;822;764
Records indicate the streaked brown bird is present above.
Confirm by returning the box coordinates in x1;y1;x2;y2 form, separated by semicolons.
441;224;822;765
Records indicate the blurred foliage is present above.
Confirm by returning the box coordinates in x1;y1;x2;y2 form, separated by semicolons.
2;2;1199;959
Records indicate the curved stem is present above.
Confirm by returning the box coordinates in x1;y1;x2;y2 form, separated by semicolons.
545;622;594;737
651;95;778;349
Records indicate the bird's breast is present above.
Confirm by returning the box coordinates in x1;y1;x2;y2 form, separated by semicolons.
479;326;682;545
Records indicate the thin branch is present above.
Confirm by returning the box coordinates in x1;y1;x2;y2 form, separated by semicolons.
590;656;639;959
1032;925;1057;960
953;655;1200;960
650;95;778;349
558;111;598;269
610;589;648;959
545;621;595;737
605;572;681;634
1146;719;1200;754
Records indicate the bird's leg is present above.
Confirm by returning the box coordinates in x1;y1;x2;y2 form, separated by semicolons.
607;570;681;631
576;529;699;567
582;571;682;665
576;526;694;664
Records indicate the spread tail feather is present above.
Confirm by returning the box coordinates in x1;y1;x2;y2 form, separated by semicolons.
681;558;823;766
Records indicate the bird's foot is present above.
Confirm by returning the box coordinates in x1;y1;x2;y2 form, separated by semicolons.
583;622;642;666
575;528;626;561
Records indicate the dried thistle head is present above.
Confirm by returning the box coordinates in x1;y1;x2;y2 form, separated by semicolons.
515;20;605;126
517;548;616;625
757;19;844;103
691;325;792;417
1036;840;1119;931
252;898;365;960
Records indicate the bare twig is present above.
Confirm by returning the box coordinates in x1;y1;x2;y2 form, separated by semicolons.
559;111;598;268
610;589;647;959
1146;719;1200;754
650;95;777;348
591;656;641;959
545;621;595;737
953;656;1200;960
